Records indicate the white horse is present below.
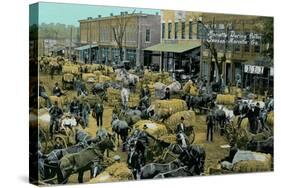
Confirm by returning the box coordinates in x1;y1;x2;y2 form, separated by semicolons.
115;68;139;86
121;88;130;109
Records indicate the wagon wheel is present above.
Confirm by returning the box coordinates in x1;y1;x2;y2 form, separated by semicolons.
53;135;68;148
39;128;49;153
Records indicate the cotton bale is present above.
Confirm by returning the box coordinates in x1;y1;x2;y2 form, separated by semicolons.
164;110;196;132
134;120;168;138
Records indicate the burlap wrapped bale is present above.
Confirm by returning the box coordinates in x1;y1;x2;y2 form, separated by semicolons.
233;116;249;130
267;111;274;127
134;120;168;138
98;75;111;83
128;93;140;108
236;88;243;98
143;71;172;85
82;73;96;82
190;85;199;96
232;153;272;173
63;73;74;82
183;80;193;94
62;65;80;74
216;94;235;105
93;70;102;77
158;134;177;144
107;88;121;107
153;99;187;119
89;162;133;183
164;110;196;132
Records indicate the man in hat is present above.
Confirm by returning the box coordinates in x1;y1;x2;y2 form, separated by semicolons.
176;116;188;134
247;104;258;134
81;99;91;128
52;82;64;97
49;101;63;138
206;110;215;142
93;102;104;128
163;87;170;100
70;97;81;117
138;124;149;165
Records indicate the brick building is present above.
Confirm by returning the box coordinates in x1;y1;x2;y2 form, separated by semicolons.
77;12;161;68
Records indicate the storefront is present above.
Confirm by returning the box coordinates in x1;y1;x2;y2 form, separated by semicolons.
144;41;201;79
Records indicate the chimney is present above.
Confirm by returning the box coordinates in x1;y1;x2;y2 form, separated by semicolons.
87;17;92;20
120;12;124;16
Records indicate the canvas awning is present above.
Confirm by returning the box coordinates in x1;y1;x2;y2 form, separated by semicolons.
75;44;98;51
144;41;201;53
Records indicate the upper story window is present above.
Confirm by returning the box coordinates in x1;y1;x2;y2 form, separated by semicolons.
174;22;178;39
182;21;185;39
189;19;193;39
145;28;151;42
168;22;172;39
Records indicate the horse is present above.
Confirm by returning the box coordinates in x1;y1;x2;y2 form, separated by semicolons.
186;94;214;113
42;142;89;181
214;107;226;135
139;159;182;179
117;108;142;127
111;114;130;150
57;131;116;184
121;88;130;110
115;68;139;87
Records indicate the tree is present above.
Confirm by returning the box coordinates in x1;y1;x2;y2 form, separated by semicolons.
111;10;135;62
261;17;273;60
200;17;230;84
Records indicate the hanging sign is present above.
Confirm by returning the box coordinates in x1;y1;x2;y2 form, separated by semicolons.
244;64;264;75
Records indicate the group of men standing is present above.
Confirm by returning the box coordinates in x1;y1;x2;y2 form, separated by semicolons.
39;81;105;138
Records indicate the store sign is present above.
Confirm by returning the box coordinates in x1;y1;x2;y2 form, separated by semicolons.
207;30;261;45
244;64;264;75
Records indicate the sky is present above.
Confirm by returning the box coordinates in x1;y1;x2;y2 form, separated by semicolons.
30;2;160;26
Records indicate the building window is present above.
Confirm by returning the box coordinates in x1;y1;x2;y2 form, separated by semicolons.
145;28;151;42
234;44;241;52
162;23;165;39
197;21;201;39
244;32;250;52
168;22;172;39
189;20;193;39
182;21;185;39
174;22;178;39
254;41;261;53
255;44;261;53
